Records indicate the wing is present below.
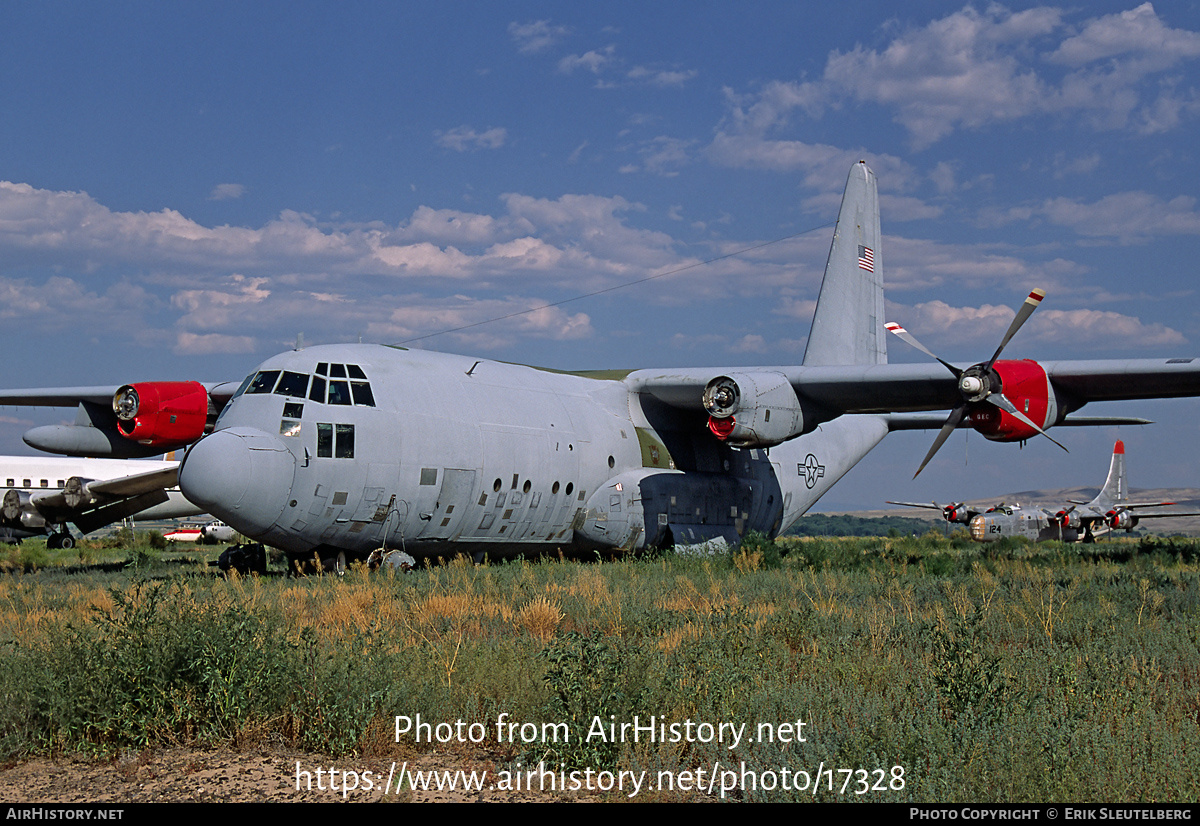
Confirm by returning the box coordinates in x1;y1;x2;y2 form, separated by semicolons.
0;380;241;458
4;464;200;535
626;358;1192;446
0;382;240;407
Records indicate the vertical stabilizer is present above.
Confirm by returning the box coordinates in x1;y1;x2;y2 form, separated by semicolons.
802;161;886;366
1093;440;1127;507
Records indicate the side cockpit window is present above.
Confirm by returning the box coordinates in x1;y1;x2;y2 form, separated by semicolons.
230;373;255;402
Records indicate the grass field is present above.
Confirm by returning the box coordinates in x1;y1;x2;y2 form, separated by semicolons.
0;530;1196;802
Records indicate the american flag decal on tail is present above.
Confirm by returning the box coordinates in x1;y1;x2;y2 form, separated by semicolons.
858;245;874;272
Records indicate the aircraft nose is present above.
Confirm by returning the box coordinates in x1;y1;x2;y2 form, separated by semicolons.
179;427;297;537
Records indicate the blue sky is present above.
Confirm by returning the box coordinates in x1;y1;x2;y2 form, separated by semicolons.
3;1;1200;509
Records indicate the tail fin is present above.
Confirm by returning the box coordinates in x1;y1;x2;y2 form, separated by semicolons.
802;161;886;366
1093;440;1128;506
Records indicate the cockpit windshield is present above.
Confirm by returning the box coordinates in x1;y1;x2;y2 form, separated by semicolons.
234;363;377;407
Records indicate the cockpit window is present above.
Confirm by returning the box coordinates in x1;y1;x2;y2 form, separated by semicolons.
237;363;376;408
246;370;280;394
274;371;309;398
351;381;375;407
328;380;352;405
309;375;326;403
230;373;255;402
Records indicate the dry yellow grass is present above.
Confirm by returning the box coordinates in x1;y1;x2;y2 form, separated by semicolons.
515;595;564;641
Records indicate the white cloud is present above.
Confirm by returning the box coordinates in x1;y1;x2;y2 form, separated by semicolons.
713;4;1200;149
208;183;246;201
558;47;615;75
434;126;508;152
1047;3;1200;70
822;6;1060;147
1030;308;1186;347
370;295;593;348
1028;191;1200;242
508;20;571;54
626;66;698;87
631;136;696;177
893;299;1185;350
174;332;257;355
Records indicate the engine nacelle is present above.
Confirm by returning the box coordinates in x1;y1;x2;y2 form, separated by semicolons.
965;359;1060;442
1;490;28;523
943;503;971;524
1;490;44;528
702;372;805;448
63;477;98;510
1106;510;1137;531
1056;509;1082;529
113;381;210;448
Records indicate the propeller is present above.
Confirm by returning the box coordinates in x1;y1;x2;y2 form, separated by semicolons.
885;288;1067;478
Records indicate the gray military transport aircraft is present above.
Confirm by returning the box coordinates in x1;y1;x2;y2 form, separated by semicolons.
4;162;1200;571
890;441;1200;543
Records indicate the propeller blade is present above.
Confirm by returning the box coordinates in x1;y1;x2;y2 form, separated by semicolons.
985;288;1045;370
985;392;1068;452
884;322;961;377
914;405;967;479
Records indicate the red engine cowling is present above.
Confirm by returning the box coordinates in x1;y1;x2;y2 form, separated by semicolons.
1106;510;1137;530
965;359;1058;442
943;504;970;524
112;381;210;447
1056;509;1081;529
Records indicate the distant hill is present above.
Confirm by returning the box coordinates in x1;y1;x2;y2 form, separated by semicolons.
814;487;1200;537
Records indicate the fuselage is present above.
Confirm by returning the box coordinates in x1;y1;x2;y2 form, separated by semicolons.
179;343;886;561
968;505;1080;543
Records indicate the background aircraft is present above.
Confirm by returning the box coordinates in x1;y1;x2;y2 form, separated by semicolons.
3;162;1199;571
890;440;1200;543
0;455;202;547
162;520;238;544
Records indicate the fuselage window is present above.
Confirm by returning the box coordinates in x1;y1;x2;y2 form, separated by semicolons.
309;375;326;403
335;424;355;458
351;382;375;407
328;380;352;405
316;423;355;458
274;371;309;398
40;479;48;488
23;479;30;488
247;370;280;394
5;479;12;488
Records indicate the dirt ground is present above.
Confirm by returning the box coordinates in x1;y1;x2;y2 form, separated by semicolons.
0;745;711;803
0;746;592;803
